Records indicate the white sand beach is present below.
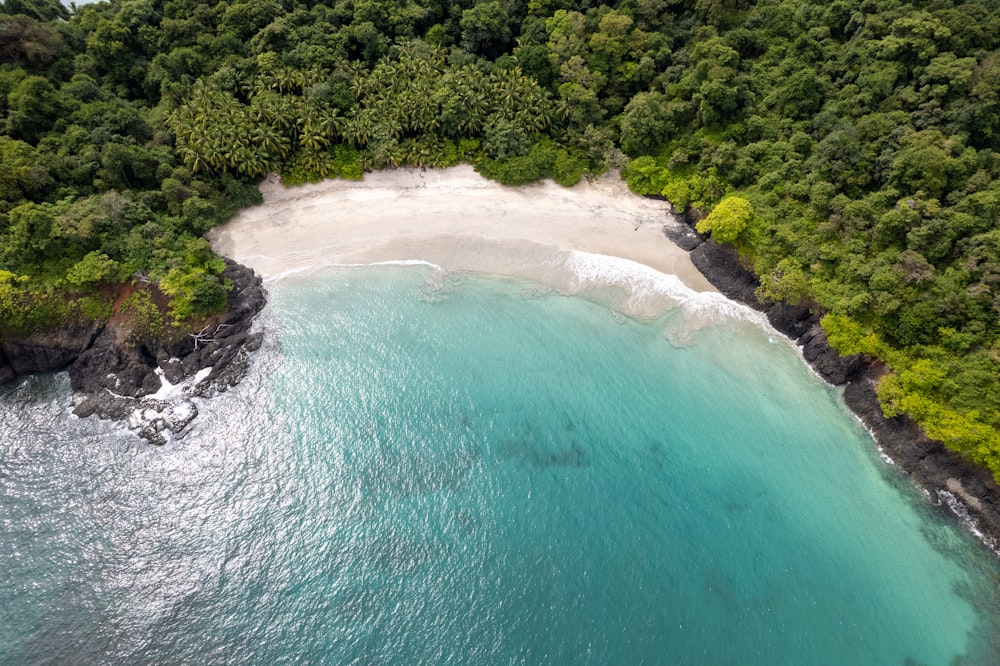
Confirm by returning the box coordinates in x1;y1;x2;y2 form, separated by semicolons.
208;165;716;296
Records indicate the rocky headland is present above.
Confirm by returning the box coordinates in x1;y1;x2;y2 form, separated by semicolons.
0;259;266;444
666;210;1000;554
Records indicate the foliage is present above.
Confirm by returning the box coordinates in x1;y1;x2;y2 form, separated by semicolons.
2;0;1000;478
0;270;77;336
696;196;753;245
65;251;119;289
475;139;589;186
119;289;165;342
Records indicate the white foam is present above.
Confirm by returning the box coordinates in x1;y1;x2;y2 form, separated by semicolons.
355;259;443;269
875;443;897;466
562;249;773;329
147;365;211;401
192;366;213;386
148;368;182;401
938;490;1000;556
264;259;445;283
264;265;329;283
563;250;693;299
170;401;194;421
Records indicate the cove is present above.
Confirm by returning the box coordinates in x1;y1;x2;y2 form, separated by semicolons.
1;263;999;664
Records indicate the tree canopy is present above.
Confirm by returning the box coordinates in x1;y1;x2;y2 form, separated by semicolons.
1;0;1000;477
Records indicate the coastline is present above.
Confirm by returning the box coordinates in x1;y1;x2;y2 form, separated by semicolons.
676;225;1000;555
0;260;266;443
211;164;1000;554
207;166;716;294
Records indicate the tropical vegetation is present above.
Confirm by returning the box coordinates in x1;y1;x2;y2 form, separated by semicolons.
1;0;999;476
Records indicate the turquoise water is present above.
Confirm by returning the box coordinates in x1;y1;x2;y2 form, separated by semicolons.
2;263;1000;664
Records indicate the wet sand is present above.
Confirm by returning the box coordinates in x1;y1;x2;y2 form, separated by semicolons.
208;166;715;293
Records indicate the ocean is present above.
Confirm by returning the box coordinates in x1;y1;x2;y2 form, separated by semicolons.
2;260;999;664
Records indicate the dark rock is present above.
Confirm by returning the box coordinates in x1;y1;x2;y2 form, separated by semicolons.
0;259;266;444
71;328;154;396
1;319;104;376
670;217;1000;554
161;357;186;384
689;240;761;305
798;324;866;386
765;302;816;339
662;221;706;251
0;350;15;385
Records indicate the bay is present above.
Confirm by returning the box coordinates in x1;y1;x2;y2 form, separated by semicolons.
1;263;999;664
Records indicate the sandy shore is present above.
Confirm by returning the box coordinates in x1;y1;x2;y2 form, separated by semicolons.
208;165;716;293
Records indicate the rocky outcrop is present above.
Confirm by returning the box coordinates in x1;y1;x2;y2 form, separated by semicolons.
842;374;1000;549
687;236;867;386
0;319;105;382
668;210;1000;553
0;259;266;444
662;207;707;251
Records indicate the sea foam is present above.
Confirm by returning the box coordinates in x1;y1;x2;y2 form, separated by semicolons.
561;249;767;324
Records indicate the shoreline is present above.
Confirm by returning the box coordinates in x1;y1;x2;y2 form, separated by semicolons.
207;166;716;294
208;165;1000;555
0;260;266;444
676;228;1000;556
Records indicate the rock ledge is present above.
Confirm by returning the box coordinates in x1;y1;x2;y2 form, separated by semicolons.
668;210;1000;554
0;260;266;444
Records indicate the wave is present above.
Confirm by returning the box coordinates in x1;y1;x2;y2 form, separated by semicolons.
561;249;770;327
261;234;780;345
939;490;1000;557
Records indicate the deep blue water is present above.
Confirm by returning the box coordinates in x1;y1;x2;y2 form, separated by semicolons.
2;263;999;664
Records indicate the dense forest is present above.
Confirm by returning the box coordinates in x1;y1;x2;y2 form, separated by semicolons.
1;0;999;474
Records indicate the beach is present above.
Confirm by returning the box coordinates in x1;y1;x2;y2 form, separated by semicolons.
5;167;1000;666
207;166;716;294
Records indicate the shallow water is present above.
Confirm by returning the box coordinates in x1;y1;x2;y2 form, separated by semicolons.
2;263;999;664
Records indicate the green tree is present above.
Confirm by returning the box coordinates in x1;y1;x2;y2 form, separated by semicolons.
619;92;674;156
65;251;120;289
696;196;753;244
459;2;511;57
5;75;63;143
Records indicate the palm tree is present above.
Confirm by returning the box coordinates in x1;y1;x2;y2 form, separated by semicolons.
253;124;291;161
384;142;404;168
178;145;212;175
345;112;373;146
298;148;330;177
299;118;331;152
316;110;343;142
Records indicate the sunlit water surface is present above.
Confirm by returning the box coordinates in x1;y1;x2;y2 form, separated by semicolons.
2;263;1000;664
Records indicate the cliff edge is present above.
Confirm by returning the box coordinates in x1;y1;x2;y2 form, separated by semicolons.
0;260;266;443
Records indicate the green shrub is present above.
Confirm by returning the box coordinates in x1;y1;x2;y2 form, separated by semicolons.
120;290;165;342
696;196;754;244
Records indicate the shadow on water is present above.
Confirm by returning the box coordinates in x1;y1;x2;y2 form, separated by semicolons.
647;440;669;469
333;585;386;625
497;437;588;469
454;508;480;535
12;597;117;666
359;532;441;575
495;418;589;469
416;269;466;303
